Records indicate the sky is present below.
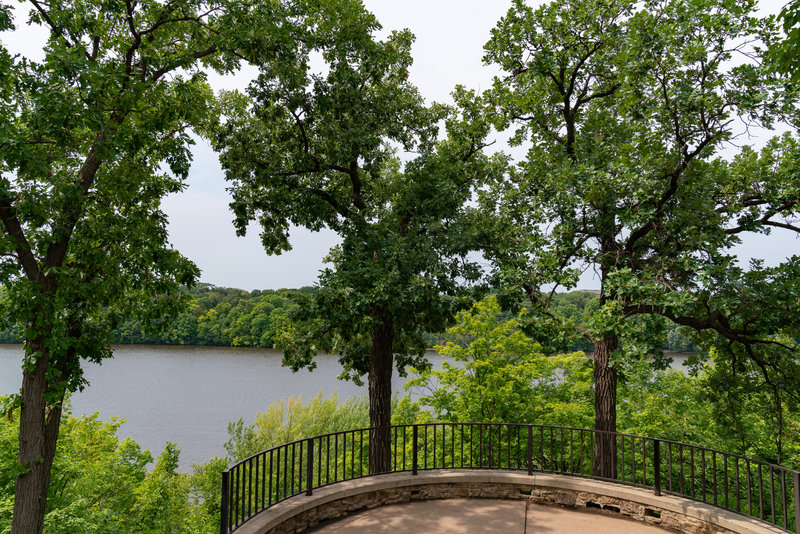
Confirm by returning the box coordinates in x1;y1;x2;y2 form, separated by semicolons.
5;0;798;291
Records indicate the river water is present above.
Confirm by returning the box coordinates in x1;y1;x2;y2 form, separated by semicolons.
0;344;443;471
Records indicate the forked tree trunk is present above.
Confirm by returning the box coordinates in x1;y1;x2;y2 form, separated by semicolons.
368;310;394;475
593;334;618;479
12;338;66;534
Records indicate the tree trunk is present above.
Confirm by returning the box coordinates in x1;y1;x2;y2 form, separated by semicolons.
368;310;394;475
12;338;65;534
593;334;618;479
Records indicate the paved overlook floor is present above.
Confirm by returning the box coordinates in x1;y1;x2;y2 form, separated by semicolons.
309;498;670;533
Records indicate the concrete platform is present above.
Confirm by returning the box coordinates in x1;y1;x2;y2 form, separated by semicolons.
309;498;670;533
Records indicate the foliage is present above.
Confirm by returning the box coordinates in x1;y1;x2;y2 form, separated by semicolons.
214;0;502;472
769;0;800;81
0;0;261;527
480;0;800;443
112;284;305;347
0;285;704;353
0;397;223;534
224;389;369;463
617;360;715;446
699;347;800;467
0;284;307;347
406;297;594;428
215;0;501;376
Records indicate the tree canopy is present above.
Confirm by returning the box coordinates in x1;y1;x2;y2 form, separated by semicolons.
481;0;800;477
215;0;501;472
0;0;268;528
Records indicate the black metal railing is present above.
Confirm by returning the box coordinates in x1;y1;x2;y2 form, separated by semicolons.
219;423;800;533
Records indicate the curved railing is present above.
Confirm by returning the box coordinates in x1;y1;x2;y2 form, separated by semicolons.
219;423;800;533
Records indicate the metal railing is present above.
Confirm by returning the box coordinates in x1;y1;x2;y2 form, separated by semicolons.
219;423;800;533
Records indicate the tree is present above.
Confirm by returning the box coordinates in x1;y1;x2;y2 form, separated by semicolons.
406;297;594;427
0;0;268;529
0;397;223;534
215;0;500;473
482;0;800;477
770;0;800;79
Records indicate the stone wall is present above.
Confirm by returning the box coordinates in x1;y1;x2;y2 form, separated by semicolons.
234;471;786;534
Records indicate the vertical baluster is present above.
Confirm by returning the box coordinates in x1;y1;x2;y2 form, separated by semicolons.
317;437;322;487
643;438;648;487
306;438;314;496
759;464;765;520
348;431;352;478
262;453;267;510
570;429;574;473
723;454;729;510
559;428;564;472
679;444;685;495
745;460;751;516
653;440;661;496
528;426;534;476
668;442;673;493
712;451;717;507
220;470;229;534
452;424;456;469
701;449;706;503
540;427;545;471
254;455;259;513
412;425;418;475
248;458;253;518
622;435;626;482
288;443;302;497
690;447;696;499
298;441;303;495
424;425;429;470
781;470;788;529
325;435;330;485
268;450;274;505
459;424;465;469
403;427;408;471
479;425;484;468
792;472;800;534
444;423;448;469
234;465;240;525
334;434;338;481
771;468;777;525
468;424;473;468
734;457;742;512
508;425;512;470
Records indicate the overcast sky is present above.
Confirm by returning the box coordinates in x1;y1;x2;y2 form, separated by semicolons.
5;0;798;291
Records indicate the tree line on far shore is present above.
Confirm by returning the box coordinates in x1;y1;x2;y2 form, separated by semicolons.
0;285;701;353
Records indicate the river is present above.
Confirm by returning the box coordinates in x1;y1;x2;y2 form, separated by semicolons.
0;344;444;471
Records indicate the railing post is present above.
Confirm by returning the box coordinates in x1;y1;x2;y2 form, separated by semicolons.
412;425;418;475
220;469;229;534
306;438;314;496
653;439;662;496
793;471;800;534
527;425;533;476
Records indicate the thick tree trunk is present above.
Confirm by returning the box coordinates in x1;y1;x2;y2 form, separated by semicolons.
593;334;618;480
12;338;65;534
368;310;394;475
